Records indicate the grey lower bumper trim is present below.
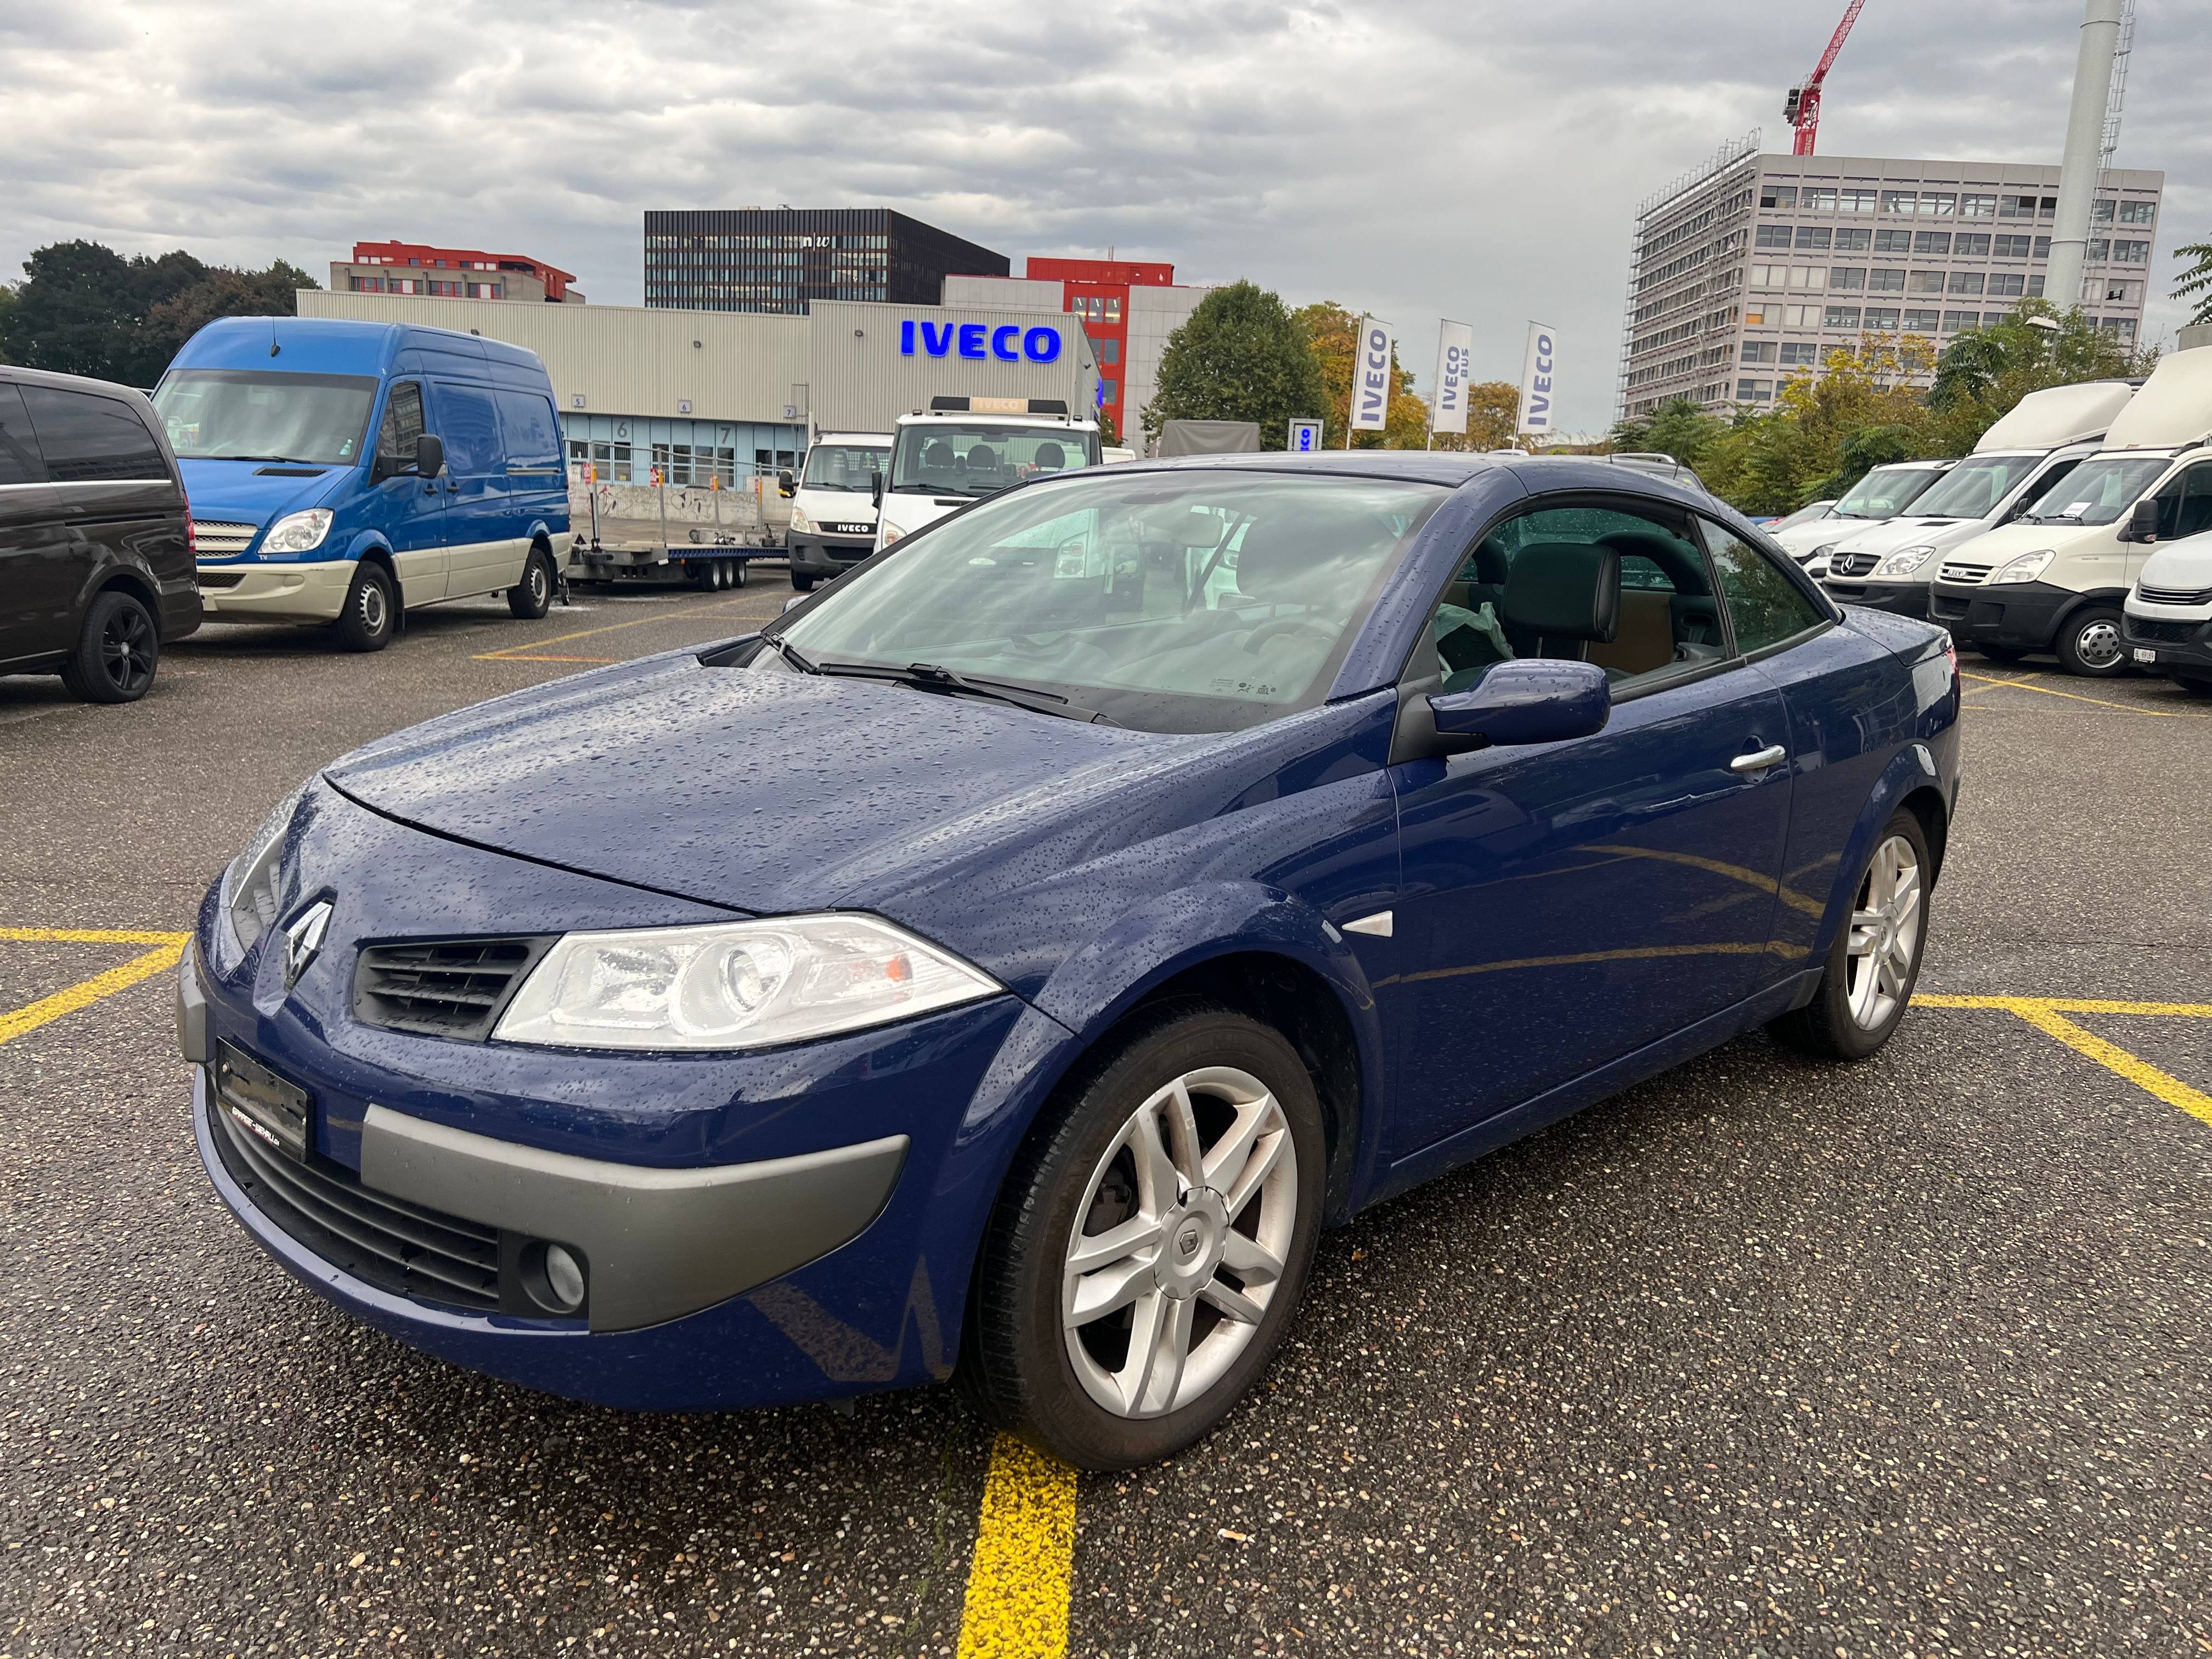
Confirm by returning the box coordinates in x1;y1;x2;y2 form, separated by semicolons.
177;940;210;1065
360;1106;907;1333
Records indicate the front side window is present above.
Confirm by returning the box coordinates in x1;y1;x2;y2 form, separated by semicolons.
772;472;1444;733
800;443;888;492
19;386;168;482
1700;522;1825;653
889;422;1101;499
2018;458;2170;527
2151;464;2212;541
374;382;426;470
153;370;377;466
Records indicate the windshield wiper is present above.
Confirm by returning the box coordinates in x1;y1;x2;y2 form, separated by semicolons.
757;632;817;674
816;659;1118;725
204;453;321;464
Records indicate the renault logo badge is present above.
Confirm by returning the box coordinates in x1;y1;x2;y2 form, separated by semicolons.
282;900;333;989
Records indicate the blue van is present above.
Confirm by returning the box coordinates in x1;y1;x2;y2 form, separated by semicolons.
151;318;571;651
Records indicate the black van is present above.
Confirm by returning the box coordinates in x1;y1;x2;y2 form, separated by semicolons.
1;366;198;702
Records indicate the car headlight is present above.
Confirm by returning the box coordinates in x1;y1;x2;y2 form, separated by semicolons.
789;505;813;534
1810;543;1838;560
220;781;311;951
879;521;905;547
491;915;1002;1052
1875;545;1937;579
1990;549;2055;585
261;509;335;555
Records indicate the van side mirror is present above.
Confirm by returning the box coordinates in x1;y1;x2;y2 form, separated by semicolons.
1412;660;1611;758
413;434;445;479
871;472;884;509
2123;498;2160;542
776;469;794;498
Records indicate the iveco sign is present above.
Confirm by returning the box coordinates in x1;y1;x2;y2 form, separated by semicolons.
900;320;1063;364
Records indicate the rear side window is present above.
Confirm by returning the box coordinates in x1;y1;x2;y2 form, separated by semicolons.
433;384;503;478
1700;521;1826;653
0;384;45;485
19;386;168;483
493;391;561;470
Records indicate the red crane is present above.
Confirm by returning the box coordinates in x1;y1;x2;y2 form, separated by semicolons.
1784;0;1866;155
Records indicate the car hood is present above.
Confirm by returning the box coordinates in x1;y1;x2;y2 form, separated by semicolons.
1939;518;2104;571
2136;531;2212;592
1826;517;1966;557
179;457;351;530
1771;516;1862;555
320;650;1369;925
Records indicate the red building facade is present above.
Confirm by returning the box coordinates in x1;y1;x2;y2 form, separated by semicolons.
334;241;583;303
1024;258;1179;436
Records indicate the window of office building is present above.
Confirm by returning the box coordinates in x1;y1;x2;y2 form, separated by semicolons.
1960;194;1998;217
1880;190;1917;214
1839;187;1878;213
1754;225;1793;250
1784;304;1821;328
1874;229;1913;253
1988;272;2026;297
1918;193;1956;216
2112;239;2151;264
1954;233;1991;257
1760;185;1797;210
1740;340;1778;364
1908;270;1946;295
1824;303;1861;329
2119;200;2155;225
2098;278;2143;303
1868;269;1906;292
1902;308;1941;331
1864;307;1901;330
1993;233;2034;259
1802;187;1838;212
1736;379;1773;401
1794;225;1832;250
1948;270;1985;295
1834;227;1871;251
1914;230;1951;255
1779;342;1820;366
1941;311;1977;332
1829;267;1866;289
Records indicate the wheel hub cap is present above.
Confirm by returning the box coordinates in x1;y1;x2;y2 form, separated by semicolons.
1156;1189;1230;1299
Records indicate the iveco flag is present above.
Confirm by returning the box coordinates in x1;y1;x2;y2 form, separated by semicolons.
1430;320;1474;436
1350;316;1393;433
1515;322;1558;437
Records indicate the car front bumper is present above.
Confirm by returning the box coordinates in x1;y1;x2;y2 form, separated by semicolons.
195;558;356;622
2120;608;2212;678
1928;578;2072;650
787;533;877;577
1824;578;1930;618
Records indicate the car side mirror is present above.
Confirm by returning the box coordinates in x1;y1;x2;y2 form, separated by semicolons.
870;473;884;508
781;594;808;614
776;468;795;498
1421;660;1611;756
414;433;445;479
2123;498;2160;542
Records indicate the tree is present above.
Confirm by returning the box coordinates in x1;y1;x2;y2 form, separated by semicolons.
1094;403;1120;446
1290;301;1433;447
0;285;15;365
1610;397;1727;467
1141;280;1328;450
2174;239;2212;327
1430;381;1521;452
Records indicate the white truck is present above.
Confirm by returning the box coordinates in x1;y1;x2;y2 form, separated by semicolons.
1932;343;2212;676
1769;459;1956;572
1818;379;2136;620
872;397;1103;555
2123;527;2212;695
780;431;891;592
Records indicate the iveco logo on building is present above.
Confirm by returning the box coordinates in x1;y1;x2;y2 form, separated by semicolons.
899;320;1062;364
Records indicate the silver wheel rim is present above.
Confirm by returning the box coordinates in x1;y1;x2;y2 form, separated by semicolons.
1060;1065;1296;1419
1844;833;1922;1029
359;582;387;633
529;560;548;603
2074;618;2121;669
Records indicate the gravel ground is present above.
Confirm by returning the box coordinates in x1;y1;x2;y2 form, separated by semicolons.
2;607;2207;1658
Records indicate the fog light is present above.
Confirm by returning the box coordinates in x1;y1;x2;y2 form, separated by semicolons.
521;1240;588;1315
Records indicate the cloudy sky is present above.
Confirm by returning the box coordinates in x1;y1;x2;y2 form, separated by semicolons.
5;0;2208;432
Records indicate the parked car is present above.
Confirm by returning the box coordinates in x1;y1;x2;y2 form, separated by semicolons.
183;450;1960;1470
1760;499;1837;532
0;365;198;702
778;431;891;592
151;317;571;652
1770;461;1956;568
2121;526;2212;694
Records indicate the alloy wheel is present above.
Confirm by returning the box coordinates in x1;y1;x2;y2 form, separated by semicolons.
1060;1066;1297;1419
1844;833;1922;1029
100;605;155;695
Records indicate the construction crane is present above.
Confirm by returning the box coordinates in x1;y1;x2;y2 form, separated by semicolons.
1783;0;1867;156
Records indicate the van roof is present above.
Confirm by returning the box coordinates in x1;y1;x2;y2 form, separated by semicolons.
2101;346;2212;452
166;315;551;387
1975;379;2136;453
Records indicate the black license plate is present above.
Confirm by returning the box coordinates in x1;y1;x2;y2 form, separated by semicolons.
213;1040;310;1161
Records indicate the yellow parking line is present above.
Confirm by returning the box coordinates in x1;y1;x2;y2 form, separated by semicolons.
1915;992;2212;1127
956;1434;1077;1659
472;598;757;660
1956;670;2210;719
0;941;186;1046
0;927;193;946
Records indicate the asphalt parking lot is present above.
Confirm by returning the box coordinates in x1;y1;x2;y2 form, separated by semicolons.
2;594;2208;1659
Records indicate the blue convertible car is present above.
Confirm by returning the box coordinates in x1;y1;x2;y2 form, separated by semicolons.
183;452;1959;1469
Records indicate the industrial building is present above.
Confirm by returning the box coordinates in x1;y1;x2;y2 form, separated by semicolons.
295;289;1098;483
1618;141;2164;419
946;257;1211;437
330;241;584;303
642;208;1008;315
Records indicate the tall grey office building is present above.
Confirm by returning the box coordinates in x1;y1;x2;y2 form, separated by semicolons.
1619;138;2164;421
643;208;1009;315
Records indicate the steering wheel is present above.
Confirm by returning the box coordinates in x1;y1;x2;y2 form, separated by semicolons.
1241;616;1335;654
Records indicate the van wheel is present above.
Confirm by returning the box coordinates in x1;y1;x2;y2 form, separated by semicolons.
61;590;160;703
1977;645;2026;664
334;563;396;652
1768;808;1930;1061
508;546;554;619
791;573;816;594
2055;606;2126;678
960;1003;1324;1471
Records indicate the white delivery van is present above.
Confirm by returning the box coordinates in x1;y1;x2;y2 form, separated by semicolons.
873;397;1102;553
780;431;891;592
2121;527;2212;694
1932;345;2212;676
1770;459;1956;569
1819;380;2136;620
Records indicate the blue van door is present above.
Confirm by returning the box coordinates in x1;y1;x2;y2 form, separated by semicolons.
435;381;522;599
369;379;447;604
493;389;563;566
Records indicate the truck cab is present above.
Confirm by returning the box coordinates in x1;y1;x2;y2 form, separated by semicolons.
1769;459;1955;572
1932;347;2212;677
874;398;1102;554
782;431;890;593
1820;380;2135;619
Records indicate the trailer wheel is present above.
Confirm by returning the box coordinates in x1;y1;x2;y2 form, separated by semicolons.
730;559;747;589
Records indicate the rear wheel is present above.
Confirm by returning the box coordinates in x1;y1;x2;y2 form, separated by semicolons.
507;546;554;619
728;558;747;588
2054;606;2126;678
1768;808;1930;1061
60;589;159;703
333;563;396;652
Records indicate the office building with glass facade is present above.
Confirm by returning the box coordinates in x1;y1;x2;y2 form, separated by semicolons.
642;208;1009;314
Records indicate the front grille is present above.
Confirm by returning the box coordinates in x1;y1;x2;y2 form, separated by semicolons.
195;569;245;589
194;522;257;555
1938;563;1990;586
1830;551;1882;578
2137;584;2212;607
208;1082;500;1311
353;937;553;1041
2124;617;2199;645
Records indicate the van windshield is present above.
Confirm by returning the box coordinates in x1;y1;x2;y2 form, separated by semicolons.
152;371;379;466
1832;464;1948;518
1903;454;2046;519
802;443;888;493
890;423;1101;499
2017;456;2170;525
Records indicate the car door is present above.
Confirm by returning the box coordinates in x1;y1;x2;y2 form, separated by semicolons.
368;380;447;604
2134;460;2212;585
433;381;516;597
1380;495;1793;1164
14;383;174;655
0;382;64;668
494;388;564;566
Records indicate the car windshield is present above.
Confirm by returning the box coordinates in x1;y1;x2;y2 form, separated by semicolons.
1832;465;1947;518
1903;454;2046;520
770;470;1446;733
1769;501;1835;531
802;443;887;492
2017;456;2170;525
890;422;1101;498
151;370;379;466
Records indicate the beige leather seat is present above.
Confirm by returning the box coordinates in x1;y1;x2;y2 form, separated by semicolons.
1583;590;1675;678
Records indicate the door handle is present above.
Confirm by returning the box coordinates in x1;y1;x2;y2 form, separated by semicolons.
1730;743;1787;773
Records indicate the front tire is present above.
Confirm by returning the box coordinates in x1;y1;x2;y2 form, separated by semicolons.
332;563;397;652
60;589;159;703
2054;606;2126;678
507;546;554;619
1768;808;1931;1060
961;1004;1324;1471
791;573;816;594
